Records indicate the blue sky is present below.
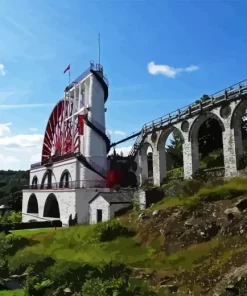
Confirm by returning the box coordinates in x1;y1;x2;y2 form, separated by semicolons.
0;0;247;169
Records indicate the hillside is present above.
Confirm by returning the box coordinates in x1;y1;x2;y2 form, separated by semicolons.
0;170;29;211
1;177;247;295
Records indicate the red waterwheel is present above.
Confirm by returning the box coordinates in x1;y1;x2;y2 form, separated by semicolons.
41;100;80;162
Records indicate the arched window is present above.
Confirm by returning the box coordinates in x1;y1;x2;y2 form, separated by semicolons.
59;170;72;188
27;194;38;214
31;176;38;189
41;170;56;189
43;193;60;218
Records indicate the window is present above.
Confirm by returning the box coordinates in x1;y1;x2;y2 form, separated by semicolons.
97;209;102;223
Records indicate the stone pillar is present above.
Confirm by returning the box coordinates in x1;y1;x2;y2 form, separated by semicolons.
183;140;199;179
222;120;240;176
138;152;148;185
153;147;166;186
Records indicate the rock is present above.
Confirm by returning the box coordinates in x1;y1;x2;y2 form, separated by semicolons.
235;198;247;212
138;213;148;221
161;284;179;293
224;207;241;220
64;287;71;293
152;210;160;216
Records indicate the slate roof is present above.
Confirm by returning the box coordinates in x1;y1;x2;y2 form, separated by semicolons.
89;191;132;204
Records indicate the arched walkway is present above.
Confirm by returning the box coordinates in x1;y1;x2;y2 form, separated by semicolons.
41;170;56;189
43;193;60;218
27;194;38;214
59;170;72;188
31;176;38;189
189;112;225;174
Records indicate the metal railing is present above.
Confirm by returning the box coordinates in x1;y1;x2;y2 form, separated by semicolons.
66;62;109;91
23;179;107;190
31;152;75;170
129;79;247;158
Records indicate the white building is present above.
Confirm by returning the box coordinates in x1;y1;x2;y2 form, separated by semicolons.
89;192;132;224
22;62;115;226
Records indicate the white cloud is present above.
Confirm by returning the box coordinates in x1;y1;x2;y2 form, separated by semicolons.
0;64;6;76
107;130;126;136
109;145;132;156
0;153;20;170
0;122;12;136
0;134;44;149
29;128;38;132
147;62;199;78
0;103;54;110
30;153;41;163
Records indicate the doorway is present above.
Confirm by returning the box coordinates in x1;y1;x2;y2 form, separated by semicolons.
97;209;102;223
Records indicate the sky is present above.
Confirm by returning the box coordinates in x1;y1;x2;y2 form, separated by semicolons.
0;0;247;170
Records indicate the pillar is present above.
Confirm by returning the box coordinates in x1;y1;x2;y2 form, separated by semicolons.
153;147;166;186
222;120;240;176
139;151;148;186
183;140;199;179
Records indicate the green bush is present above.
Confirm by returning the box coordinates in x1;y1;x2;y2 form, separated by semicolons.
92;220;135;242
167;167;183;179
9;252;55;275
162;179;202;198
0;211;22;223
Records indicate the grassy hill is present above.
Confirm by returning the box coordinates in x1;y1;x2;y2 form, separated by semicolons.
1;177;247;295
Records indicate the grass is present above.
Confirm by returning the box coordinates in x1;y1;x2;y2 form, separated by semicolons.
11;228;57;237
6;176;247;294
0;291;25;296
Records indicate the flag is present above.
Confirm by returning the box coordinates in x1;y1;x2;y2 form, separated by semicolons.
63;64;70;74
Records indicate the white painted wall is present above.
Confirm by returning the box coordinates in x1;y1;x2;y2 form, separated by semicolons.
29;157;78;186
89;195;110;224
22;189;77;225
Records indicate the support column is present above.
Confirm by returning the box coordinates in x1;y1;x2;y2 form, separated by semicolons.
222;121;240;176
139;152;148;186
183;140;199;179
153;147;166;186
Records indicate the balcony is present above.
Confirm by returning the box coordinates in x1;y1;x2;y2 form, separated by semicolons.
23;179;107;190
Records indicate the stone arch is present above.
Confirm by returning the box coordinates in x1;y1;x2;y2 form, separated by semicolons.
31;176;38;189
59;169;72;188
189;112;225;142
230;99;247;129
43;193;60;218
156;126;184;182
27;194;38;214
230;99;247;169
157;126;184;150
139;141;154;185
41;170;56;189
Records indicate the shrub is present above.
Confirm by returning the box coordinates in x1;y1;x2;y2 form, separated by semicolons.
162;179;202;198
167;167;183;180
45;261;101;293
5;234;35;256
9;252;55;275
93;220;135;242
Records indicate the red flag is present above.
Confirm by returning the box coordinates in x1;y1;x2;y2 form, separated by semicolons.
63;64;70;74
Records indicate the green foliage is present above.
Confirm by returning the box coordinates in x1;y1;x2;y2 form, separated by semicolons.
0;211;22;223
162;179;203;198
167;167;183;179
81;277;156;296
91;220;135;242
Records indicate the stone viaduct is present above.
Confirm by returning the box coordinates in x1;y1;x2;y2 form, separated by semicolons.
129;80;247;186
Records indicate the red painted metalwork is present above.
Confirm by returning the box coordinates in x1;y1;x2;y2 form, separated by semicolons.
78;115;84;135
41;100;80;162
106;170;124;188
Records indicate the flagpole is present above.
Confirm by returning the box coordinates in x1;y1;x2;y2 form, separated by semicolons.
98;33;101;66
69;67;71;85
